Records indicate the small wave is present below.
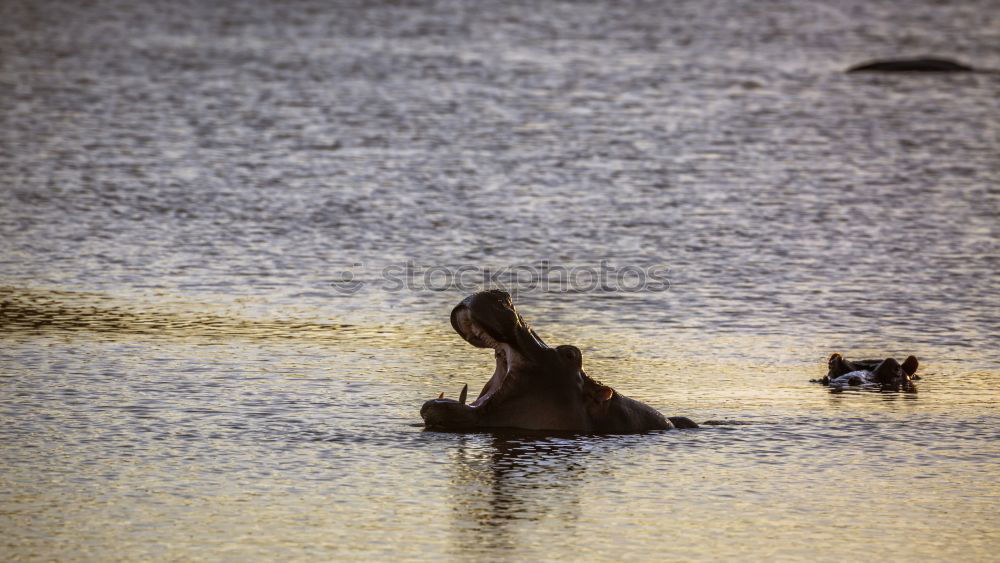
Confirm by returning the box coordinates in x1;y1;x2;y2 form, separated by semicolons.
700;420;755;426
0;286;369;343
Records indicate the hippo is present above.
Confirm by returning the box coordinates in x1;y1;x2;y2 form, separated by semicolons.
847;57;974;72
813;353;920;390
420;290;698;433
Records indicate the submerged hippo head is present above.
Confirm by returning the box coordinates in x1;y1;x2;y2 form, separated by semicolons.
823;353;920;389
421;290;695;433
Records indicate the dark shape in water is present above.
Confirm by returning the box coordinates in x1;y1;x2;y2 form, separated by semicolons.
812;353;920;391
847;57;974;72
421;290;698;433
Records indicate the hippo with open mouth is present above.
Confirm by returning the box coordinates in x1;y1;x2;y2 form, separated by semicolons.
814;353;920;390
421;290;698;433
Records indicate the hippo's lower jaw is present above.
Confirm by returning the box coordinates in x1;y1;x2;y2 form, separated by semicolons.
421;290;697;433
420;398;479;430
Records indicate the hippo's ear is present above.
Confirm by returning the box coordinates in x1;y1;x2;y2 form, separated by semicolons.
595;385;614;402
901;355;918;376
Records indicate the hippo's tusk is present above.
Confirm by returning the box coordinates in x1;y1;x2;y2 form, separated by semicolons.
438;392;444;399
459;383;468;405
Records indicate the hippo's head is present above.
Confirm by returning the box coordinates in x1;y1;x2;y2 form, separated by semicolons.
420;290;626;432
826;353;919;389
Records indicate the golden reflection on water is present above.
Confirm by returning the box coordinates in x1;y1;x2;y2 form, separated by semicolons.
0;286;360;342
2;286;999;560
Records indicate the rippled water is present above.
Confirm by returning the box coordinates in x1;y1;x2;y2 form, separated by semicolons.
2;0;998;560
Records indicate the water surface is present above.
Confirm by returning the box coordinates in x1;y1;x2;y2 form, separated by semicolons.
1;0;998;560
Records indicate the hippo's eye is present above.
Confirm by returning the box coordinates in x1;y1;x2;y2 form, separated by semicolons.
556;345;582;368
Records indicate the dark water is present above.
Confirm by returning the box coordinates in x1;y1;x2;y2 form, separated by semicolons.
1;0;998;559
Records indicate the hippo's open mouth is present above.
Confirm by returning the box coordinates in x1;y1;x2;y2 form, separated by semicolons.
451;304;530;408
420;290;548;428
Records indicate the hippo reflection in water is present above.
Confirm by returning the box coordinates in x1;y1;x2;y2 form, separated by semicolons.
421;290;698;433
813;353;920;391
